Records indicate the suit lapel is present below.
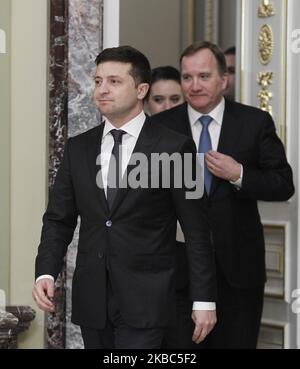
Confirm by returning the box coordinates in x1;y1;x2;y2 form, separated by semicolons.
209;100;243;196
86;122;109;213
109;117;159;215
174;103;193;138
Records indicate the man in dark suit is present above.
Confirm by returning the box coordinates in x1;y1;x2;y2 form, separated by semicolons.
32;46;217;349
153;41;294;349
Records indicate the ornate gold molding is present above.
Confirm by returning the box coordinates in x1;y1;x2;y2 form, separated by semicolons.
257;72;274;115
205;0;214;42
258;24;274;65
258;0;275;18
187;0;195;45
258;71;274;87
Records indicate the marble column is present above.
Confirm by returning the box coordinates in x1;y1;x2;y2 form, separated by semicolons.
48;0;103;349
66;0;103;349
47;0;69;349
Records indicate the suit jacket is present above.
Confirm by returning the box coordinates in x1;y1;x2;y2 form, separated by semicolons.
35;117;216;329
152;100;294;288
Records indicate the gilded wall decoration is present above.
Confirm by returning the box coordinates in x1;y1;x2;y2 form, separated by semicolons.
258;24;274;65
205;0;214;41
258;71;274;87
258;0;275;18
257;71;274;115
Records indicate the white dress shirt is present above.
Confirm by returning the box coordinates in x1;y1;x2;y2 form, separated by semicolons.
100;111;145;196
188;97;243;187
188;98;225;152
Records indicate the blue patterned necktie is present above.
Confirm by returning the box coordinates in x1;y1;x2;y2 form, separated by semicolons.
199;115;213;194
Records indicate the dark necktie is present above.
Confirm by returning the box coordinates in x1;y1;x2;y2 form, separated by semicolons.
107;129;125;209
199;115;213;194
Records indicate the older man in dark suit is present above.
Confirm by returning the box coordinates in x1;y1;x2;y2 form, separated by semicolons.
32;45;217;349
153;41;294;349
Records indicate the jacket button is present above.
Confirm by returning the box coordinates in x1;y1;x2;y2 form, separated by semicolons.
98;252;103;259
106;220;112;227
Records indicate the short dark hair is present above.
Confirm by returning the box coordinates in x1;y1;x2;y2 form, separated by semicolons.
151;66;181;85
180;41;227;76
145;66;181;101
95;45;151;86
224;46;236;56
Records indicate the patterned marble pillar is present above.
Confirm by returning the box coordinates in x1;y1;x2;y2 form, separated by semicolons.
48;0;103;350
66;0;103;349
47;0;69;349
47;0;103;349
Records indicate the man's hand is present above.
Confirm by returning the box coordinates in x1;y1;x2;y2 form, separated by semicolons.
206;151;241;182
192;310;217;344
32;279;55;312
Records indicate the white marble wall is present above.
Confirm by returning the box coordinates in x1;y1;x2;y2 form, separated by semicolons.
68;0;103;137
66;0;103;349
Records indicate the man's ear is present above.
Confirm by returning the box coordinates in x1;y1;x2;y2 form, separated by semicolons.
221;73;229;91
137;83;150;100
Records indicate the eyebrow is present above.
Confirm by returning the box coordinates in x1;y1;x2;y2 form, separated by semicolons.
94;75;122;79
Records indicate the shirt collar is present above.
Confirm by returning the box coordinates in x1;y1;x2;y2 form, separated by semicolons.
102;110;146;139
188;97;225;127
